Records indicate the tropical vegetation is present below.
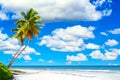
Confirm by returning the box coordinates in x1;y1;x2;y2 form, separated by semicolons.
7;8;44;68
0;62;13;80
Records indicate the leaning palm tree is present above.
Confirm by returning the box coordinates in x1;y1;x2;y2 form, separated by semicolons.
8;8;44;68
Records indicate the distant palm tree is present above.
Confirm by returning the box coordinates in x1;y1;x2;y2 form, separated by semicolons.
8;8;44;68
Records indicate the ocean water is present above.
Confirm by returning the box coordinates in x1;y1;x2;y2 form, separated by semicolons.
12;66;120;80
12;65;120;70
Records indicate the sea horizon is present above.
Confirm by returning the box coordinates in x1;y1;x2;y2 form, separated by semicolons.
12;65;120;80
11;65;120;71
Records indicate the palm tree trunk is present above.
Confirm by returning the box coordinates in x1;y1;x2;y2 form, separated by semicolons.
7;41;29;68
7;46;23;68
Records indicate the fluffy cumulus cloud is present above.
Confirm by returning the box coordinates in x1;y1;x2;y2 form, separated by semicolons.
109;28;120;34
47;60;54;64
0;29;8;40
0;11;8;20
23;55;32;61
110;48;120;55
105;39;119;47
91;0;112;16
0;0;112;21
39;59;45;62
92;0;112;7
39;25;95;52
66;61;72;65
0;29;39;59
89;50;104;59
104;51;118;60
100;32;108;36
85;43;100;49
90;49;120;60
67;53;87;62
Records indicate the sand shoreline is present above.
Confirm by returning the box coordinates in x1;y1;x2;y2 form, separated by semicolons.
13;69;120;80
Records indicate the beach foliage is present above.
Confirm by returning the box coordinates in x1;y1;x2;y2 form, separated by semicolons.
0;62;13;80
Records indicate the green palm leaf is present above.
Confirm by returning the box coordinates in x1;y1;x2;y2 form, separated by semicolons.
8;8;44;68
12;8;44;44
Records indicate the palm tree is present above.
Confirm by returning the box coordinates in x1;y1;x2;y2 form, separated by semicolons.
7;8;44;68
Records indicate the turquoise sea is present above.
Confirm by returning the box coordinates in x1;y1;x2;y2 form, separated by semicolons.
12;65;120;70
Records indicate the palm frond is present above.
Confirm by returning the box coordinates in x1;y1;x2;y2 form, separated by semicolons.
34;21;44;26
26;30;33;40
31;25;40;37
30;16;42;21
11;28;18;32
12;8;44;45
21;12;27;19
15;20;26;28
30;9;38;17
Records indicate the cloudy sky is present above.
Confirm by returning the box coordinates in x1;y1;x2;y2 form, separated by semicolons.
0;0;120;66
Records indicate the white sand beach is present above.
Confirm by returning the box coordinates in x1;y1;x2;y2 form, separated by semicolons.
13;69;120;80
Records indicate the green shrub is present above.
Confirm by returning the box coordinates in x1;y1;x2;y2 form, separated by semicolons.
0;62;13;80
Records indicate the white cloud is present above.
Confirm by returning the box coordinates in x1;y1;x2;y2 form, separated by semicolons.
102;9;112;16
108;0;112;3
0;30;8;40
100;32;108;36
109;28;120;34
93;0;106;6
39;59;45;62
90;50;119;60
47;60;54;64
89;50;104;59
109;48;120;55
39;25;95;52
67;53;87;62
108;63;118;66
0;0;112;21
66;61;72;65
23;55;32;61
103;51;118;60
23;46;40;55
53;25;95;39
85;43;100;49
0;29;39;57
92;0;112;16
0;11;8;20
105;39;118;47
34;52;41;55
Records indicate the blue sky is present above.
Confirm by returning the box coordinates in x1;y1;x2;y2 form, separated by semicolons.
0;0;120;66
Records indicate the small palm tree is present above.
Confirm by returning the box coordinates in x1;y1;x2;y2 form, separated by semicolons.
8;8;44;68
